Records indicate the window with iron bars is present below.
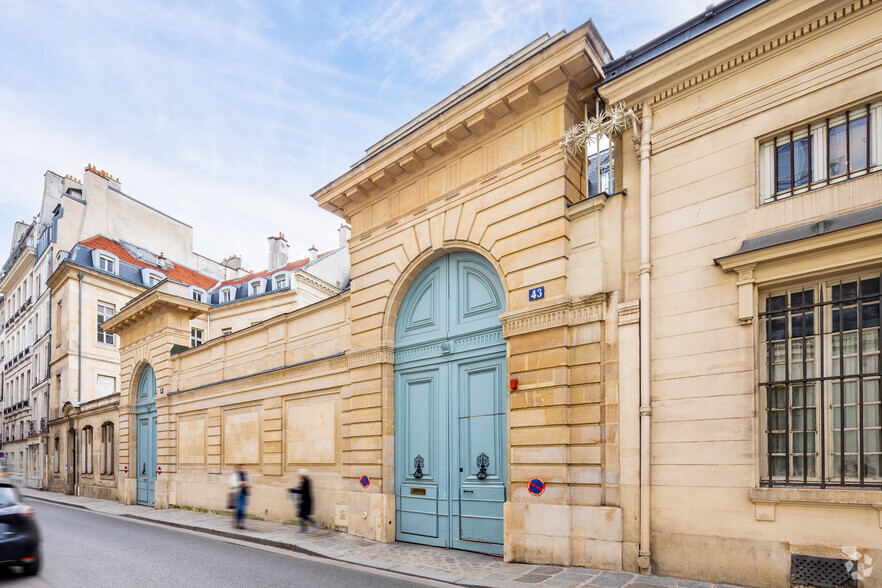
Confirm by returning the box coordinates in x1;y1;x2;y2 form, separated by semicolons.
760;273;881;487
759;100;882;203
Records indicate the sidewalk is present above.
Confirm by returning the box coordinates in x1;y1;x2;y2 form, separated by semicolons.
20;488;744;588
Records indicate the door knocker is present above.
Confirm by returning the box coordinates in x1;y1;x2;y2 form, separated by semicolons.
413;455;424;479
476;453;489;480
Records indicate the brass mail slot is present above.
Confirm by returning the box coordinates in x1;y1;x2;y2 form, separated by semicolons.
410;487;426;495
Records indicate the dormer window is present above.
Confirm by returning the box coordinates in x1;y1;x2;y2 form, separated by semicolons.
91;249;120;275
273;272;289;291
248;278;266;297
141;268;164;287
220;287;235;303
189;287;206;303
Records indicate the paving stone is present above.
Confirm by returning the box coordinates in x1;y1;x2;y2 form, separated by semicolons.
677;582;714;588
515;573;551;583
542;574;589;587
590;571;637;588
391;565;464;584
628;576;678;586
533;566;564;574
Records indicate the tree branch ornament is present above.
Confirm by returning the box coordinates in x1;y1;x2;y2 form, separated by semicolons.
559;101;642;166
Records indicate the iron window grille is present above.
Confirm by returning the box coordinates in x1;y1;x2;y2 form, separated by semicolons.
759;273;881;488
759;100;882;203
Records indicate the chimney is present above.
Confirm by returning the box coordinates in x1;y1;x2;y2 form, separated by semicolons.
338;223;351;247
308;244;318;263
267;232;290;270
222;254;242;270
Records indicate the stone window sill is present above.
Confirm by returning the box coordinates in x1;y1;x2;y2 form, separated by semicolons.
749;487;882;527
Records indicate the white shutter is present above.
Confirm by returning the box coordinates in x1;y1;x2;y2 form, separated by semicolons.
870;102;882;170
810;123;827;184
759;140;776;203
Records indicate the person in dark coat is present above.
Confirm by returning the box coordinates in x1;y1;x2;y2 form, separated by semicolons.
289;468;315;533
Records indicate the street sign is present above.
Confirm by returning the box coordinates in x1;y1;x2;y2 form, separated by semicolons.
528;478;545;496
359;475;370;488
528;286;545;301
157;466;162;476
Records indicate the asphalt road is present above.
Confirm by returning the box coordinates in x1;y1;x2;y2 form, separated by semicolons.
0;501;443;588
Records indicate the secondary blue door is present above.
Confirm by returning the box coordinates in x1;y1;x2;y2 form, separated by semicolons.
136;365;157;506
395;252;506;555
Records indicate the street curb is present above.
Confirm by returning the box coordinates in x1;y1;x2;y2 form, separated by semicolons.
24;492;456;586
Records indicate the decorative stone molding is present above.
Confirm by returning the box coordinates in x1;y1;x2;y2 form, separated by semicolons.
749;487;882;527
617;300;640;326
347;346;395;368
500;294;604;338
734;263;756;325
395;330;504;364
651;0;874;107
297;273;340;296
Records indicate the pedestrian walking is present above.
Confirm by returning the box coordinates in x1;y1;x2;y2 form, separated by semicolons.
229;464;249;529
289;468;315;533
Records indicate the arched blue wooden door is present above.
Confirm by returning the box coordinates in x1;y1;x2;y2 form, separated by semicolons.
136;365;157;506
394;252;507;555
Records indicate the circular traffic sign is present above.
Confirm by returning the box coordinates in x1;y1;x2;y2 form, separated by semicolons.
157;465;162;476
528;478;545;496
359;475;370;488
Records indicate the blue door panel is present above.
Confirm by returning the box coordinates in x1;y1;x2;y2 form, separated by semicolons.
395;253;507;555
136;366;157;507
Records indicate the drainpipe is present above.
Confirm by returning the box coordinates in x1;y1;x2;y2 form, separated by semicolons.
45;270;52;491
77;272;82;404
76;271;83;496
637;101;653;573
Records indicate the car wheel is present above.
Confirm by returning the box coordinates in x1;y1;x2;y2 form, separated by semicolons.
22;553;39;576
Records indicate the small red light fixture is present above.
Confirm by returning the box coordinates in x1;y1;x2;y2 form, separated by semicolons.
509;378;518;391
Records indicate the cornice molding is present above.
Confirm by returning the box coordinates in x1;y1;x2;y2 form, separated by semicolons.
313;36;606;221
347;346;395;368
500;294;605;338
617;300;640;326
647;0;877;108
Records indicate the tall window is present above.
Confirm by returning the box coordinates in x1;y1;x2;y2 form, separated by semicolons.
760;274;880;487
275;274;287;290
192;290;203;303
81;426;93;474
54;438;60;473
222;289;232;303
760;100;882;203
97;303;114;345
190;328;203;347
101;423;114;476
251;282;260;296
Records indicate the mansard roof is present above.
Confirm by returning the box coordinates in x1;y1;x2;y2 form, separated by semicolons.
217;250;333;288
77;235;217;290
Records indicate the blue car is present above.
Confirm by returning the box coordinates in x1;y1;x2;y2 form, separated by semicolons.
0;482;40;576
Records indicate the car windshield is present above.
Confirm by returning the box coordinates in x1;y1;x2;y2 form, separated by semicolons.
0;487;20;508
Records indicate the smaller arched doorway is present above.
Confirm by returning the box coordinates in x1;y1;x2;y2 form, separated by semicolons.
135;365;157;506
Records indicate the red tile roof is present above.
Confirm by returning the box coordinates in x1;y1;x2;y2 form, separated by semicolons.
218;252;332;287
79;235;218;290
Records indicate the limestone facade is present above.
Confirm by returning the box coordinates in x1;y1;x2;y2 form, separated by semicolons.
24;1;882;586
600;0;882;585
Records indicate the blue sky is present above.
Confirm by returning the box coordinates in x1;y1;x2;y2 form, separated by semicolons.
0;0;708;271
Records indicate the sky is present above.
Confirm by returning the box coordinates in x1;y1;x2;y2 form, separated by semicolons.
0;0;709;273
